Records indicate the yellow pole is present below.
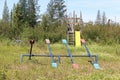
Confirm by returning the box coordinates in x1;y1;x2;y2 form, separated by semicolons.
75;31;81;47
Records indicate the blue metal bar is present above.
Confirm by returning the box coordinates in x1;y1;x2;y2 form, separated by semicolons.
83;44;95;63
65;44;74;64
20;54;97;57
20;54;97;63
95;55;98;63
58;55;61;63
82;43;100;69
48;44;55;63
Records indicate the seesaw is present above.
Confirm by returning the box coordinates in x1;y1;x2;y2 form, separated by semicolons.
81;39;100;69
20;39;100;69
62;39;79;69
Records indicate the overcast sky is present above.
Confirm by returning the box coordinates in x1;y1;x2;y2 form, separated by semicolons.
0;0;120;22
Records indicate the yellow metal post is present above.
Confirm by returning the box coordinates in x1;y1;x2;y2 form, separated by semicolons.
75;31;81;47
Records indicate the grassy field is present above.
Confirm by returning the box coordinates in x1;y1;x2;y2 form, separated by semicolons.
0;40;120;80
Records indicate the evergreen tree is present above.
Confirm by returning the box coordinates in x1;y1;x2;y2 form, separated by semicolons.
19;0;27;22
43;0;67;42
54;0;66;19
18;0;40;28
102;11;107;26
47;0;66;22
95;10;101;25
41;14;49;32
12;3;23;38
1;0;10;37
27;0;39;28
9;4;16;28
47;0;55;21
2;0;9;23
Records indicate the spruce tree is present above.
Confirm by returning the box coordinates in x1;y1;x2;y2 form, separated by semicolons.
12;3;23;38
2;0;9;23
54;0;66;19
102;11;107;26
95;10;101;25
1;0;10;37
19;0;27;22
47;0;66;22
44;0;67;42
47;0;55;21
18;0;40;28
27;0;37;28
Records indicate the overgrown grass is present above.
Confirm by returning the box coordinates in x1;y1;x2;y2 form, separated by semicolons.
0;40;120;80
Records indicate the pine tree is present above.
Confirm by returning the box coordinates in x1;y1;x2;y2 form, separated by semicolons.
54;0;66;19
44;0;67;42
2;0;9;23
18;0;40;28
47;0;55;21
1;0;10;37
102;11;107;26
12;3;23;38
47;0;66;22
41;14;49;32
95;10;101;25
19;0;27;22
27;0;38;28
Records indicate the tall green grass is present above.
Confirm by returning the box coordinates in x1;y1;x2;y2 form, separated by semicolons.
0;40;120;80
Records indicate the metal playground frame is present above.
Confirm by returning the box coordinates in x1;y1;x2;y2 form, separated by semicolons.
20;39;100;69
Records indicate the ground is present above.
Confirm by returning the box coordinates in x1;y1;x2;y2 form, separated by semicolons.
0;41;120;80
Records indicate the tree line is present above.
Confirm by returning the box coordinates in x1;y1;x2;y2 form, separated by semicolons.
0;0;120;44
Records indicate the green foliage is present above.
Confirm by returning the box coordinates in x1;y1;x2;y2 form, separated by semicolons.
0;0;120;45
27;0;40;28
41;12;67;43
41;14;50;32
47;0;66;21
21;25;44;41
0;0;10;38
0;40;120;80
19;0;39;28
41;0;67;43
2;0;9;23
12;3;23;39
82;25;120;45
0;20;11;38
54;0;67;19
47;0;55;21
42;23;66;43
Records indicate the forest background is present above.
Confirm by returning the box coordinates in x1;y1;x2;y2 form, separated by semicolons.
0;0;120;45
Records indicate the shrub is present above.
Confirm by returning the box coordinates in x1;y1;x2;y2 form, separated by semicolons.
82;25;120;45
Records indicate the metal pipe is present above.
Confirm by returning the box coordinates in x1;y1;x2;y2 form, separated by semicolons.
21;54;97;57
20;54;97;63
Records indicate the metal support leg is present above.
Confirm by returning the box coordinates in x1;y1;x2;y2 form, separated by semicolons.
58;55;61;63
20;54;23;63
95;55;98;63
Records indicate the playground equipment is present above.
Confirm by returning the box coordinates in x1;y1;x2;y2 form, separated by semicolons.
62;39;79;69
29;39;34;60
45;39;57;68
66;11;83;46
20;39;100;69
75;31;81;47
81;39;100;69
